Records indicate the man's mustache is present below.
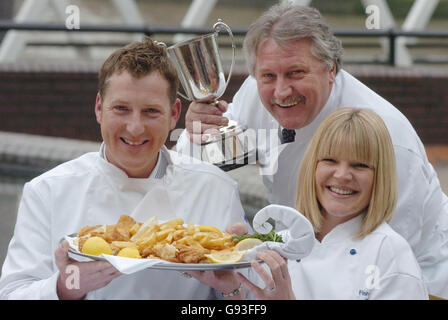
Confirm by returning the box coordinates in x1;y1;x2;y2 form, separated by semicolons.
271;95;306;108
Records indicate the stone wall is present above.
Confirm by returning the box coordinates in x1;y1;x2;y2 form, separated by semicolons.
0;63;447;146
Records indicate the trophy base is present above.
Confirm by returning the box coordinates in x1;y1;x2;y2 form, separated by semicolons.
200;120;257;171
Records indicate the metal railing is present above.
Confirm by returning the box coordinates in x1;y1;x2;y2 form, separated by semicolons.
1;20;448;66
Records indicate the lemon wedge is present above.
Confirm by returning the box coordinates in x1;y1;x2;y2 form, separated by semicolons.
235;238;263;252
205;250;245;264
198;225;223;236
81;236;112;256
117;247;141;259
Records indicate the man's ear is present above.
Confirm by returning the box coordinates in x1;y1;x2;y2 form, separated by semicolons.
94;92;102;124
170;98;182;130
329;61;337;84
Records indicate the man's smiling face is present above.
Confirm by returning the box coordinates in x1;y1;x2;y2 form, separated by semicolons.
95;70;180;178
255;37;336;130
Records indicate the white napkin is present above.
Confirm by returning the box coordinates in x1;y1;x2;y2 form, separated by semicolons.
242;204;315;261
98;255;166;274
65;235;168;275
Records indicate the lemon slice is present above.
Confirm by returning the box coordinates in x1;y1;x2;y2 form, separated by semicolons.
117;247;141;259
205;250;245;264
198;225;223;236
235;238;263;252
81;236;112;256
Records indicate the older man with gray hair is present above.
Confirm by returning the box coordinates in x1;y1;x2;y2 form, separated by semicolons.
176;3;448;298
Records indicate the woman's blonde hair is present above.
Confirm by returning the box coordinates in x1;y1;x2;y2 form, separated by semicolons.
295;107;397;238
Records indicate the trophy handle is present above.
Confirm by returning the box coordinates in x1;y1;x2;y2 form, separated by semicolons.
176;90;191;101
154;40;167;48
213;19;235;91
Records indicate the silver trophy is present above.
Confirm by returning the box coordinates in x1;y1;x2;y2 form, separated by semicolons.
167;20;255;170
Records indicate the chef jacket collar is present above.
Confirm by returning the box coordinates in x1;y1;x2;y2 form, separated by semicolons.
96;142;171;191
318;213;365;244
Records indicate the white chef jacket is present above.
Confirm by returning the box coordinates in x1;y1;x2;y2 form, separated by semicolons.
288;214;428;300
176;70;448;298
0;144;246;300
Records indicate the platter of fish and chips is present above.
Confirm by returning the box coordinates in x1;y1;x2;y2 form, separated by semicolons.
64;215;259;273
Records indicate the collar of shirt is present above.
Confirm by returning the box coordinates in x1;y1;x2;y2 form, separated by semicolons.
317;213;365;245
96;142;171;192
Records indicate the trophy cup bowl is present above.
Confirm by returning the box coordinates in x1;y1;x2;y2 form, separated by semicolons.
168;20;256;170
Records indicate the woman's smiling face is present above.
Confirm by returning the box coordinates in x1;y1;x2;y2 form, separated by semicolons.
315;153;374;225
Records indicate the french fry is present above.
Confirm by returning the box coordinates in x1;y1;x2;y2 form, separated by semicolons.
202;238;227;250
186;221;195;235
172;229;186;241
136;232;157;250
111;241;136;249
192;232;209;241
156;228;175;242
159;218;184;230
189;240;205;249
176;235;193;245
131;216;158;241
132;224;159;243
129;223;141;236
166;232;174;243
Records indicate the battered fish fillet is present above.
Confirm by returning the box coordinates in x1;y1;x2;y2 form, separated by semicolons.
115;215;137;240
78;225;103;237
142;243;180;262
104;215;137;242
175;244;210;264
78;236;88;252
104;225;127;242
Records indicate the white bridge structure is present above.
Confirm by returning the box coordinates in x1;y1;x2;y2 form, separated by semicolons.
0;0;442;66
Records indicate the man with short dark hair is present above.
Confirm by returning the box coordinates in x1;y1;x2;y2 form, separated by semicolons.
0;38;246;299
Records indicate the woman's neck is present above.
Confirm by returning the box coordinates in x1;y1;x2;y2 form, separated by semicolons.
315;221;337;242
316;210;363;242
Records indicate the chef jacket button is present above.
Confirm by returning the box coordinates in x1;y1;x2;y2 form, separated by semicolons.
296;259;301;263
349;249;357;255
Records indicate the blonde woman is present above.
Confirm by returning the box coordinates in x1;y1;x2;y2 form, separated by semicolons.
281;107;428;299
235;107;428;299
190;107;428;299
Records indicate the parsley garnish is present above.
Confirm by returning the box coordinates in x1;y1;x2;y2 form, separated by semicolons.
232;230;283;243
